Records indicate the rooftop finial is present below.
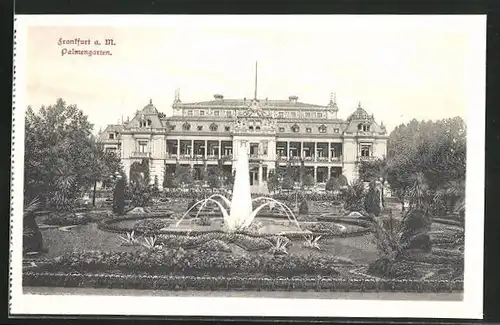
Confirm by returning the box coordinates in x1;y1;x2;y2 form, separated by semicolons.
254;61;258;100
149;98;153;105
334;92;337;104
175;88;180;102
330;92;334;103
358;101;362;108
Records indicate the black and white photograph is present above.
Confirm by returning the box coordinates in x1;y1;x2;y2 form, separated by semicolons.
10;15;485;318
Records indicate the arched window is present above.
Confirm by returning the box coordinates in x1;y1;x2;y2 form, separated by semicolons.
319;125;327;133
291;124;300;133
209;123;218;131
358;123;370;132
147;119;152;126
182;122;191;131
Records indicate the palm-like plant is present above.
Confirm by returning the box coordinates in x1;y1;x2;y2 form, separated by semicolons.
141;235;161;250
303;235;322;250
372;217;403;260
118;231;141;246
269;237;289;255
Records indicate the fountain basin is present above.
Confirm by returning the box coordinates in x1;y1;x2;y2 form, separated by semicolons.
99;215;371;238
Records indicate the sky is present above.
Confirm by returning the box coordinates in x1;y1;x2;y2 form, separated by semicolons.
25;15;485;133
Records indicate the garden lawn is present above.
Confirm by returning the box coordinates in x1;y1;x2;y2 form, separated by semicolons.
37;223;379;264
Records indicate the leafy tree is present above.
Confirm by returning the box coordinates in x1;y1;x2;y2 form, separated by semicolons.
163;166;177;189
205;167;221;190
174;165;194;187
386;117;466;211
302;174;315;189
224;170;235;188
129;160;153;207
364;181;381;216
267;169;279;194
358;157;388;207
337;174;348;187
325;177;343;197
281;177;294;192
25;99;96;209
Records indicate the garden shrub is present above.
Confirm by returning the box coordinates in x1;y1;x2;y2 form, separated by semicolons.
343;181;365;212
400;209;432;252
187;199;198;212
112;178;126;215
298;200;309;215
133;219;168;235
364;181;381;216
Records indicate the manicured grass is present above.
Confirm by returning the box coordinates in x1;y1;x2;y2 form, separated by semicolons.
38;222;379;263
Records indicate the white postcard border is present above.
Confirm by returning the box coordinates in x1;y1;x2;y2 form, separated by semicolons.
10;14;486;319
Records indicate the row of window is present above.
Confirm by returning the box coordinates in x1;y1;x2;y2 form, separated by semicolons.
184;109;326;119
173;122;231;132
279;125;340;134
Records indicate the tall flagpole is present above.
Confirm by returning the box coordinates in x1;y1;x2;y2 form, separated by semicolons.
254;61;258;100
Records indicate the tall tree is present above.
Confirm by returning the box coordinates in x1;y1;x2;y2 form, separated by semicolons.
25;99;96;208
386;117;466;211
358;157;388;207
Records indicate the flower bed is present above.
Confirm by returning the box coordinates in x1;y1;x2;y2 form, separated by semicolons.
157;232;277;251
29;248;344;277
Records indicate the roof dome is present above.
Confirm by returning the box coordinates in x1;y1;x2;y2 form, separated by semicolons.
347;102;370;121
141;99;159;115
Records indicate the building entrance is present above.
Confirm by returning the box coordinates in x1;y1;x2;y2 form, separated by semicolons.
249;167;259;186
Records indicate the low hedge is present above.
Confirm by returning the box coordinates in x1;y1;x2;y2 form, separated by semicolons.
23;272;464;293
44;213;95;227
30;248;343;277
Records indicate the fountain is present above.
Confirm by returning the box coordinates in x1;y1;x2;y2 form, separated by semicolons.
175;141;304;234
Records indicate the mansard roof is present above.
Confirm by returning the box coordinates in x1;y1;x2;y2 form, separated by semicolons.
175;98;326;109
97;124;124;141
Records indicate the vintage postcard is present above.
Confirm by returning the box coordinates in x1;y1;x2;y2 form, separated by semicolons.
10;15;485;318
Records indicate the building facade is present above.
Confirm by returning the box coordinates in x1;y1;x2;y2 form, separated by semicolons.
98;92;388;190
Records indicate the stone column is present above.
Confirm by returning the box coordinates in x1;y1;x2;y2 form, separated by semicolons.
218;140;222;158
258;165;263;184
191;139;194;157
204;140;207;158
300;141;304;158
328;142;332;161
177;139;180;156
314;166;317;183
287;141;290;159
313;142;317;161
327;166;331;179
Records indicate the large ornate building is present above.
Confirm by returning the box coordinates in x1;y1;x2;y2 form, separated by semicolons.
98;89;388;191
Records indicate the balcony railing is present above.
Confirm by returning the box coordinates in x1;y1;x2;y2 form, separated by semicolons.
358;155;378;162
131;151;151;158
166;153;178;159
207;155;219;160
276;155;343;163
